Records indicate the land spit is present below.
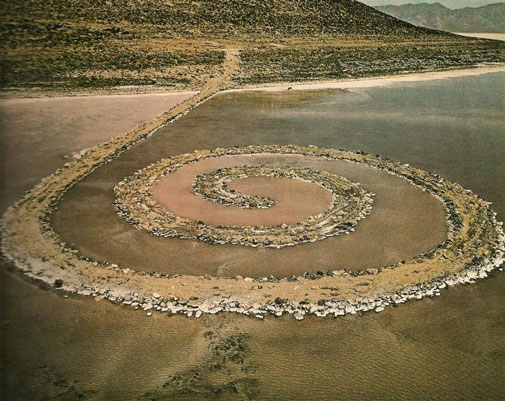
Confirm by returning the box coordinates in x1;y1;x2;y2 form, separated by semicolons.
1;56;504;319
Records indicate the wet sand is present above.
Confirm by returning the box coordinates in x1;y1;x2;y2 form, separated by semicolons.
0;92;196;212
152;155;334;226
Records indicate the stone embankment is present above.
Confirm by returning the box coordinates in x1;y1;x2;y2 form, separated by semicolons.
114;163;374;247
2;140;504;320
102;255;505;321
1;39;504;320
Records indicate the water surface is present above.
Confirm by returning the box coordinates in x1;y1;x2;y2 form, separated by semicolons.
2;72;505;400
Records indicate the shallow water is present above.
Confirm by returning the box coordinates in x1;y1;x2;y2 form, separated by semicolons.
2;72;505;400
0;92;194;211
53;150;446;277
152;155;335;227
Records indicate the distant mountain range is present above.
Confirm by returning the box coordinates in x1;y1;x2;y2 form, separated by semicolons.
364;0;503;8
375;3;505;33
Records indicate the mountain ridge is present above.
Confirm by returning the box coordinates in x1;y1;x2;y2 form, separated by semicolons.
376;2;505;33
2;0;440;37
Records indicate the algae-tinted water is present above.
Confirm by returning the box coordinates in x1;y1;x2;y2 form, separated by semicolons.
2;72;505;400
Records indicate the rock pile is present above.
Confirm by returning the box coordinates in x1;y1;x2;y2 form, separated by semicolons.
92;245;504;321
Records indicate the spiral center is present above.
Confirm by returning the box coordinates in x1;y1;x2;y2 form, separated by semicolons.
114;150;375;248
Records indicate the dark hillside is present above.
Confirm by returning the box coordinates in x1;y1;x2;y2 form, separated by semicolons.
1;0;440;37
1;0;504;93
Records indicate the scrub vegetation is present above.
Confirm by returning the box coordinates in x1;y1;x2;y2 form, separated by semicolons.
1;0;504;93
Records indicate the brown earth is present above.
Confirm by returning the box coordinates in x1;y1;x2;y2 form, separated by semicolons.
152;154;335;227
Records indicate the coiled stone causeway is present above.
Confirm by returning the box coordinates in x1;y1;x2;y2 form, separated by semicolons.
114;158;374;247
2;143;504;319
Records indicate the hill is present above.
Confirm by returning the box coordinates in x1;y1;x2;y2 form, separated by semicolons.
1;0;504;94
376;3;505;33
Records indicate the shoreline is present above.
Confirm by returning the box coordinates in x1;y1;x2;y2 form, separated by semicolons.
454;33;505;41
1;64;504;101
0;90;199;104
1;61;504;320
223;64;505;93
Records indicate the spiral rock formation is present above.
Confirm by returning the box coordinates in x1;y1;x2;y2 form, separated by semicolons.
114;162;374;248
2;141;504;320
